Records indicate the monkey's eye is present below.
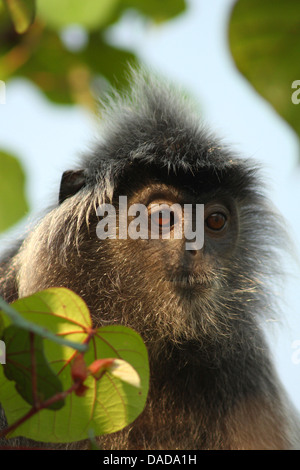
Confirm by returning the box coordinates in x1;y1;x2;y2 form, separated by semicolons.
151;209;175;228
148;203;180;236
206;212;227;231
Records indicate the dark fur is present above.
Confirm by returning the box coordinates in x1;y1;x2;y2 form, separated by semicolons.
1;70;300;449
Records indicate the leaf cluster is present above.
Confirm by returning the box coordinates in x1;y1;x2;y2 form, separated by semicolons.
0;287;149;444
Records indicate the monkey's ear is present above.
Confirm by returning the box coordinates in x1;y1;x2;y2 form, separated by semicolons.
59;170;86;204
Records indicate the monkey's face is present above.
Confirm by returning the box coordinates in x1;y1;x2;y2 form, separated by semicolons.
17;159;265;350
89;172;241;346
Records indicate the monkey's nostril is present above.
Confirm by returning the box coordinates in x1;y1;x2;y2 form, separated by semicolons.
186;248;202;258
188;250;198;256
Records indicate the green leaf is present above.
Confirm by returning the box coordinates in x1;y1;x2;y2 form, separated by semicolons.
83;32;137;88
3;0;35;34
2;325;64;410
229;0;300;140
120;0;186;22
0;151;29;232
0;12;21;63
13;29;137;107
36;0;186;31
0;294;88;352
108;358;141;388
36;0;119;31
88;357;141;388
0;288;149;443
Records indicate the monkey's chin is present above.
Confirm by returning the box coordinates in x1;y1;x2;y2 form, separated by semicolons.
167;279;215;306
169;274;214;291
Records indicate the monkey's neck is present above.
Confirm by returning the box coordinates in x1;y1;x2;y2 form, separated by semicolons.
137;337;289;450
149;337;275;403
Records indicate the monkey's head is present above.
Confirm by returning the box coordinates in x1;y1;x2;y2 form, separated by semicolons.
16;70;285;357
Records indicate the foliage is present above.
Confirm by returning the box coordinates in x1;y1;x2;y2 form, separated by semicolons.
229;0;300;140
0;288;149;444
3;0;35;34
0;0;186;234
0;0;186;107
0;151;29;232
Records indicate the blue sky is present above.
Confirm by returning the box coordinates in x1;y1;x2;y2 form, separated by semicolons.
1;0;300;409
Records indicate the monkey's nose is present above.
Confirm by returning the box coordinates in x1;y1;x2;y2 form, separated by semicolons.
183;246;203;266
187;249;198;257
184;241;204;258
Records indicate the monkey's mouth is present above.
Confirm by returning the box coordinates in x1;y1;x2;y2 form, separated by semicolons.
169;274;214;290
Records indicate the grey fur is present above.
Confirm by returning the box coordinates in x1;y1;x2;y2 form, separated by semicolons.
0;69;299;449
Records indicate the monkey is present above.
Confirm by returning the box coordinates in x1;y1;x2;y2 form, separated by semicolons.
0;69;300;450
